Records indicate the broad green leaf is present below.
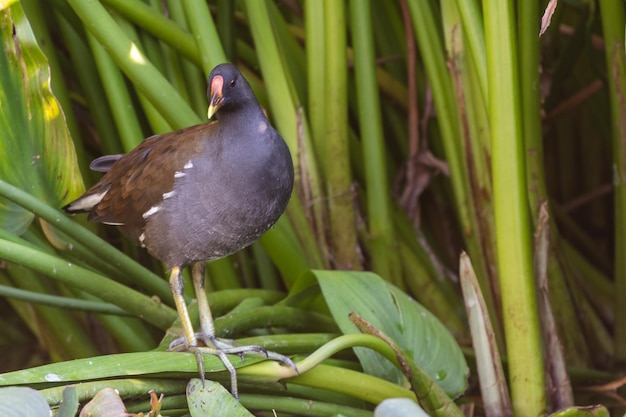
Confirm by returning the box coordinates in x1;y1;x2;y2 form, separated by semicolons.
0;387;50;417
313;270;468;397
0;4;83;235
187;379;253;417
350;314;464;416
0;351;262;387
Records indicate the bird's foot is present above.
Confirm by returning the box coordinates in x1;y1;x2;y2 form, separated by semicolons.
168;333;297;399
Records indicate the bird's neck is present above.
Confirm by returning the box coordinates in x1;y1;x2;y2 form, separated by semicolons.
217;104;269;130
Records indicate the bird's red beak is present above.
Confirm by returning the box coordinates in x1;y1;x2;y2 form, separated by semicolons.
207;75;224;119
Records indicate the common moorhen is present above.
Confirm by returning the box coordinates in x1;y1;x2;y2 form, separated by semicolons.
64;63;296;397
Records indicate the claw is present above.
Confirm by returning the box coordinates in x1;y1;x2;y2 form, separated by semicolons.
188;347;206;388
168;336;189;352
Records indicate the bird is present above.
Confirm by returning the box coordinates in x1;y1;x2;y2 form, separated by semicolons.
63;63;296;397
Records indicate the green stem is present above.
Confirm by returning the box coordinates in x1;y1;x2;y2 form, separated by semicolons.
0;180;172;304
0;285;131;316
100;0;200;65
266;1;308;102
3;268;100;359
239;394;373;417
322;0;360;270
453;0;488;105
483;0;546;414
0;239;176;329
518;0;589;366
293;334;398;374
207;256;241;290
65;0;200;129
259;215;317;285
215;306;339;337
40;379;187;406
289;364;413;405
181;0;226;74
407;0;501;344
217;0;236;62
166;0;206;117
350;0;402;285
598;0;626;362
87;32;143;152
115;15;173;134
244;0;329;272
56;12;122;157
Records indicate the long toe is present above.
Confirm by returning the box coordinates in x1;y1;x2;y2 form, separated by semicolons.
265;351;299;374
190;345;240;399
198;336;298;372
177;334;296;398
168;336;190;352
198;336;269;360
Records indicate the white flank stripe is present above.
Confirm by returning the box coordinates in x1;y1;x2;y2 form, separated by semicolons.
162;190;176;199
142;205;160;219
184;160;193;169
174;171;186;178
67;191;107;211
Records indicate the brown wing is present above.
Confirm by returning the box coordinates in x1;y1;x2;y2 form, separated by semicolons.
86;122;217;241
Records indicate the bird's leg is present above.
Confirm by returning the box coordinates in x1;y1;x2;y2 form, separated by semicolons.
190;262;239;397
170;262;299;398
191;262;216;339
191;262;278;357
169;266;198;347
168;266;205;379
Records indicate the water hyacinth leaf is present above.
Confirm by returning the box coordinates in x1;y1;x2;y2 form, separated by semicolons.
0;387;50;417
186;379;253;417
314;270;468;397
0;4;83;235
350;313;464;416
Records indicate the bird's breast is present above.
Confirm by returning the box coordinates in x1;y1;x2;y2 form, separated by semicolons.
140;133;293;267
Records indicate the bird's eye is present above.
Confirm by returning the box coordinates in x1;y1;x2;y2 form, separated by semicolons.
230;79;237;87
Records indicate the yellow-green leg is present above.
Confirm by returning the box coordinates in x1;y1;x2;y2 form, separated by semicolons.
168;265;197;348
168;265;207;380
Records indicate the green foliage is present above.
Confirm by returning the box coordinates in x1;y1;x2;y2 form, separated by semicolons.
0;4;83;234
0;0;624;416
315;271;467;397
